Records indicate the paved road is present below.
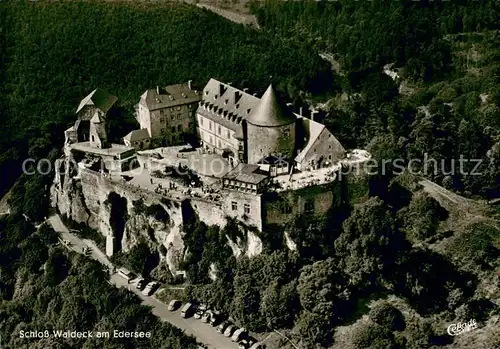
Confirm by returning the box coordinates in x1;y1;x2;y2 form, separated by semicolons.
48;214;239;349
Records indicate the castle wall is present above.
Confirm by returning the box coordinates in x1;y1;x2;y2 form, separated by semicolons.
246;122;296;164
190;198;227;228
263;182;339;226
221;190;262;231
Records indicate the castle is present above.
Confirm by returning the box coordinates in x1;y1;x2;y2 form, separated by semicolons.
60;79;360;255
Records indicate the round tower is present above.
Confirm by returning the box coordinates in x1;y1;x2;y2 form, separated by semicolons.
246;85;296;165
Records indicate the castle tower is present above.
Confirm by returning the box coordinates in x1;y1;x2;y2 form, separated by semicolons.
89;111;109;148
246;85;296;165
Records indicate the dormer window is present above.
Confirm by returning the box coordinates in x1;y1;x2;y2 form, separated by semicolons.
247;108;251;114
236;104;240;109
225;99;228;105
205;90;209;95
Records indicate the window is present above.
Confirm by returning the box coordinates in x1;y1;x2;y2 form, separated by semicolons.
227;130;230;139
177;114;181;120
218;140;221;148
281;204;292;214
177;125;182;132
244;204;250;214
218;126;221;135
231;201;237;211
160;109;164;116
283;129;290;137
210;136;213;145
177;106;181;111
209;122;212;131
171;127;175;133
160;117;164;123
199;116;204;126
304;200;314;212
188;104;192;109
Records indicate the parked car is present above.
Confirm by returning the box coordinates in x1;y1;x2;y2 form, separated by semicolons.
231;328;247;342
142;281;159;296
249;342;263;349
238;339;250;349
224;325;235;337
117;267;133;281
217;321;229;334
150;152;163;159
135;278;148;290
194;304;207;319
168;299;181;311
201;310;212;323
181;302;194;318
209;310;221;326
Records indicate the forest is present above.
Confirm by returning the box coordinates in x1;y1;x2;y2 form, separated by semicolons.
0;177;200;349
1;0;500;348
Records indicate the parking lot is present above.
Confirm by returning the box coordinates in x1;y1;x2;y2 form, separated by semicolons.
112;275;241;349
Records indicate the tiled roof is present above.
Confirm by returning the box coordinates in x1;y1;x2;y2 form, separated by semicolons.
76;89;118;114
199;79;260;132
124;129;151;142
223;163;268;184
246;84;295;127
141;83;201;111
294;116;326;163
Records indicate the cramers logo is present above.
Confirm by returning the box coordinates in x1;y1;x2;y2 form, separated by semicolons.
447;319;478;336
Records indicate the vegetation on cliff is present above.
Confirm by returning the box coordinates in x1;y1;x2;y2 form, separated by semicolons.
0;1;499;348
0;193;199;349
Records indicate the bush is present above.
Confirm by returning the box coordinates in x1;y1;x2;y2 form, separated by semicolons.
369;302;406;331
351;323;396;349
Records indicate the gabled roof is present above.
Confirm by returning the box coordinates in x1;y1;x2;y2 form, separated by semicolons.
246;85;295;127
294;116;326;163
124;129;151;142
76;88;118;115
223;163;268;184
201;79;259;121
140;83;201;110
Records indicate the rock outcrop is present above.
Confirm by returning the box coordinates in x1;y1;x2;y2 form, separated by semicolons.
50;153;264;275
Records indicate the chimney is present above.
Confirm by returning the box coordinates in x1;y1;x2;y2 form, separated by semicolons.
188;80;192;90
156;86;160;95
227;82;232;86
311;110;319;121
243;88;249;93
299;107;303;116
286;102;292;107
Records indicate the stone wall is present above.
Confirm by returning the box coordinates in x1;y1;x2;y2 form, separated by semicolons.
190;197;227;228
221;190;263;231
263;181;339;226
246;122;296;164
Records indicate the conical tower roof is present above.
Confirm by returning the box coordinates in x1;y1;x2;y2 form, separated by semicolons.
246;85;295;127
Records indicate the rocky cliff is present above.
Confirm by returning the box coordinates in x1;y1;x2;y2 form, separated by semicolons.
50;154;264;275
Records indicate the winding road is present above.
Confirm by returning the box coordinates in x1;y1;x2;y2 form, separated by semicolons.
48;214;239;349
